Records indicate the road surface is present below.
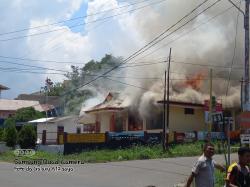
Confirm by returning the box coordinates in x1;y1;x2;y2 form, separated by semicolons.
0;154;237;187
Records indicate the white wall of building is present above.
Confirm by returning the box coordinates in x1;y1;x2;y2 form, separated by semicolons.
37;117;81;144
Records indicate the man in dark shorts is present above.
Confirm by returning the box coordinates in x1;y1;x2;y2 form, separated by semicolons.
186;142;225;187
226;147;250;187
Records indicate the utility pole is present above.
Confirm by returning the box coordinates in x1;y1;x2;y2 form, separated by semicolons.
163;48;172;151
163;61;166;151
166;48;172;149
208;69;213;142
241;77;244;111
227;0;250;111
227;118;231;166
163;59;167;150
245;0;250;110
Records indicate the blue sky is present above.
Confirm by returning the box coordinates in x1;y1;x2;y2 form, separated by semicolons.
0;0;243;107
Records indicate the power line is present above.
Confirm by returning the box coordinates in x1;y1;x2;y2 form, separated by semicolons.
104;77;150;91
0;57;244;78
68;0;221;94
126;0;222;63
120;0;211;64
0;60;69;73
0;0;167;42
7;0;222;106
0;0;155;36
0;0;219;75
0;55;86;65
225;0;242;98
134;2;237;62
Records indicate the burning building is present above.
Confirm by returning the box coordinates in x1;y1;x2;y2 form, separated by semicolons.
82;92;206;134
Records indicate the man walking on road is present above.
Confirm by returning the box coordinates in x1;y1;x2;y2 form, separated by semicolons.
186;142;225;187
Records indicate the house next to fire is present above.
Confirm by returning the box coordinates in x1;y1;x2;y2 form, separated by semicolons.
82;92;207;134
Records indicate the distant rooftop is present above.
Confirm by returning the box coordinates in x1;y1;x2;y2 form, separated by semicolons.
0;99;54;112
0;84;9;90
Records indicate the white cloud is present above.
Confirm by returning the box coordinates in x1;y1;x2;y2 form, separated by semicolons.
0;0;244;101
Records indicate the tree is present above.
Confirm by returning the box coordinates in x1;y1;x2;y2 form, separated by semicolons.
18;125;37;149
48;82;64;96
3;119;17;148
14;107;45;122
61;54;123;114
0;127;4;141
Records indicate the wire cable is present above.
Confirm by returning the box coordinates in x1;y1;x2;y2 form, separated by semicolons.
0;0;155;36
0;0;167;42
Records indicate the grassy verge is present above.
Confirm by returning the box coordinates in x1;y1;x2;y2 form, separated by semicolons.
0;141;237;163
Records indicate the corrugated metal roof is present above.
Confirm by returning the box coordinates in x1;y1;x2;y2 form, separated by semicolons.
48;116;77;122
28;116;77;124
0;84;9;90
28;117;55;123
0;99;51;112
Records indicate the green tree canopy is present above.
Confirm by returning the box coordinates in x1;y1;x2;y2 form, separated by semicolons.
61;54;122;115
3;119;17;148
13;107;45;122
18;124;37;149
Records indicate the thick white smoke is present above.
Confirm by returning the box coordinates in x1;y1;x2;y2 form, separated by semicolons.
81;0;245;118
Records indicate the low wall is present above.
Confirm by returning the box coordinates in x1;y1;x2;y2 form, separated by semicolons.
36;144;64;154
0;142;11;153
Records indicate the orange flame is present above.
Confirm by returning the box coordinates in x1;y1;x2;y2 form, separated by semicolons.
175;72;207;91
184;73;206;91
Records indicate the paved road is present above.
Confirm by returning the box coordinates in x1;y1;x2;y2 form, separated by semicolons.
0;154;237;187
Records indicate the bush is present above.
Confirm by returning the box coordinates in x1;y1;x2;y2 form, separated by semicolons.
3;119;17;148
0;127;4;141
18;124;37;149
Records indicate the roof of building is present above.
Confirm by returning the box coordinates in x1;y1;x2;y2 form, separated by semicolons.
28;116;77;124
15;94;61;107
48;116;77;123
0;84;9;90
0;99;54;112
28;117;55;123
85;92;125;114
85;92;205;113
157;100;204;108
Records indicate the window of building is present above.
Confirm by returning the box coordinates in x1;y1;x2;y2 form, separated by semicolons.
76;127;81;134
184;108;194;115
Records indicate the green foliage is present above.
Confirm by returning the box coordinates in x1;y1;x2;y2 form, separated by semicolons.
3;120;17;148
3;118;15;128
0;127;4;141
62;54;122;115
18;124;37;149
14;107;45;122
48;82;64;96
215;170;226;187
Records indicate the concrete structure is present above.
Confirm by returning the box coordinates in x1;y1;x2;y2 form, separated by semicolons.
84;93;206;134
30;116;79;145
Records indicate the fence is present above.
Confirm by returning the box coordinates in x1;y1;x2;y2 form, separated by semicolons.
58;131;237;145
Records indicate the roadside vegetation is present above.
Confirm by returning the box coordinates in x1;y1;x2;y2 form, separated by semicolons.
0;141;236;163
